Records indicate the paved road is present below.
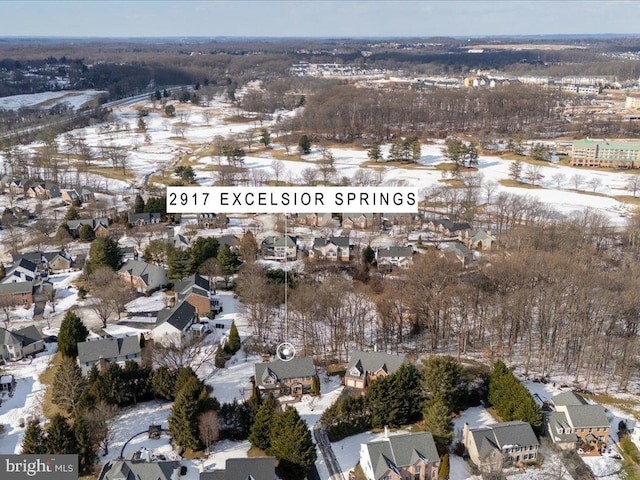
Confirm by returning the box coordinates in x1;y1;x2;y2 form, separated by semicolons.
313;423;345;480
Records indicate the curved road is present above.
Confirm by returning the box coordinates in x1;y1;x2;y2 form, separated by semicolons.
313;423;345;480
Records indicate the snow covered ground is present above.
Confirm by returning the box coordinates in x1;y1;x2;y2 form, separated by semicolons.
0;343;56;454
0;90;107;111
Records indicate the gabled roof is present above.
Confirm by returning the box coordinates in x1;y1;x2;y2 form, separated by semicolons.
564;405;610;429
66;218;109;230
11;325;43;347
97;459;180;480
200;457;277;480
128;212;162;224
469;421;539;462
312;235;350;249
346;351;406;379
377;246;412;258
77;336;141;364
364;432;439;480
216;234;239;247
174;274;210;295
118;261;167;289
11;252;43;264
156;300;197;331
12;257;38;273
552;391;587;407
254;357;316;386
0;328;23;347
431;218;471;232
0;280;34;295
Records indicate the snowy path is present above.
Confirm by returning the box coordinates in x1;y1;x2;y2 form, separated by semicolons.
314;424;345;480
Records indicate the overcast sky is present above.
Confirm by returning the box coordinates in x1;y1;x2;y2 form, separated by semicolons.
1;0;639;38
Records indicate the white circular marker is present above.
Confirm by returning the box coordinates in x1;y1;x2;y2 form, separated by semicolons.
276;342;296;361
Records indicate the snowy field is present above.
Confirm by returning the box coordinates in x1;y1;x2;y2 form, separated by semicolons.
0;90;107;111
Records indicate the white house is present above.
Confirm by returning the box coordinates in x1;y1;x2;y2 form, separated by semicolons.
76;336;142;375
152;300;198;347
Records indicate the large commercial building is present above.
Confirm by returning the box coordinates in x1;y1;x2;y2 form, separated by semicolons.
571;139;640;168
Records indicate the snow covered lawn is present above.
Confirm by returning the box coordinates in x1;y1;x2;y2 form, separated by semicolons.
583;455;624;480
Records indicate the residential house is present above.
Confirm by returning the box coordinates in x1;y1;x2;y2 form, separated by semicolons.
382;213;422;229
77;335;142;375
118;260;168;294
66;218;109;238
376;246;413;270
0;281;34;308
174;274;215;315
172;234;190;250
254;357;317;397
547;391;610;452
261;235;297;261
200;457;276;480
309;235;351;262
446;242;473;267
8;178;30;195
153;300;199;347
2;258;38;284
300;212;338;228
97;459;181;480
360;431;440;480
12;251;72;275
427;218;471;237
463;421;540;474
61;186;95;205
343;213;377;230
128;212;163;226
0;325;45;363
198;213;229;230
26;182;60;199
459;229;496;251
344;351;407;390
216;234;240;252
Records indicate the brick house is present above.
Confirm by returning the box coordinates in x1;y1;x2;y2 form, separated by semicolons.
0;281;34;308
344;351;407;390
66;218;109;238
118;260;168;294
254;357;317;397
309;235;351;262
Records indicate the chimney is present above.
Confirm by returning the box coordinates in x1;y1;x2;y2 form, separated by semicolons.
384;426;389;439
144;448;152;463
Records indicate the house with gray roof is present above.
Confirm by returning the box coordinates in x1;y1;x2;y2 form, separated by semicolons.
427;218;471;237
2;257;38;284
360;431;440;480
128;212;163;226
309;235;351;262
0;325;44;363
200;457;276;480
118;260;168;294
344;351;407;390
376;246;413;270
98;459;181;480
11;250;73;275
445;242;473;267
261;235;298;261
463;421;539;473
0;280;35;308
153;300;198;347
66;217;109;238
174;274;218;315
254;357;317;397
77;335;142;375
547;391;610;452
62;186;95;205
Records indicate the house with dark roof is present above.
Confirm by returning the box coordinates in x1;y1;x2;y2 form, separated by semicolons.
26;182;60;199
215;234;240;251
344;351;407;390
360;431;440;480
2;258;38;284
118;260;168;294
463;421;539;473
97;459;181;480
309;235;351;262
376;246;413;270
62;186;95;205
200;457;276;480
547;391;610;452
198;213;229;230
172;234;190;250
77;336;142;375
254;357;317;397
261;235;297;261
12;251;73;275
0;325;44;362
0;281;35;308
66;218;109;238
128;212;163;226
342;213;378;230
153;300;198;346
459;229;496;251
427;218;471;237
174;274;218;315
445;242;473;267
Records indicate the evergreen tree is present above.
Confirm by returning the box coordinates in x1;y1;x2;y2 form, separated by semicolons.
58;311;89;358
21;420;47;454
216;245;238;284
86;236;122;274
362;245;375;266
442;138;465;167
439;453;450;480
137;117;147;133
268;406;316;480
509;159;523;182
151;367;177;401
423;356;467;412
154;89;162;101
259;128;271;148
74;415;96;475
225;321;241;354
393;363;425;423
134;194;145;214
248;394;278;451
311;375;320;396
367;142;383;162
422;395;453;448
168;377;207;450
388;138;403;162
65;205;80;221
144;196;167;216
167;245;191;281
367;374;393;428
0;263;6;281
188;237;219;273
79;224;96;241
46;414;77;454
298;135;311;155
